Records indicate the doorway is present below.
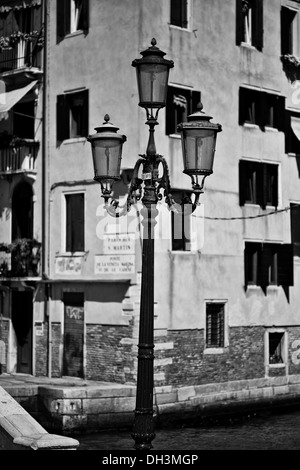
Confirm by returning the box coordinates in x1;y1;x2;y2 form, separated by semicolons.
63;292;84;378
12;182;33;240
11;290;33;374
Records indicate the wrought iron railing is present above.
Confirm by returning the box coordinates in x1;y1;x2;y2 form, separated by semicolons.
0;238;41;278
0;139;39;174
0;39;42;73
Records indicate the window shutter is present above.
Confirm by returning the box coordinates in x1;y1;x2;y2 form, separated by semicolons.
171;0;181;26
277;244;294;286
182;0;188;28
238;87;245;125
191;90;201;114
66;195;72;252
239;160;247;206
166;87;176;135
57;94;69;143
57;0;70;41
236;0;244;46
276;95;286;132
259;243;270;288
291;204;300;256
281;7;290;55
256;91;265;130
254;162;263;208
82;89;89;137
291;204;300;243
73;193;84;252
82;0;89;33
253;0;263;51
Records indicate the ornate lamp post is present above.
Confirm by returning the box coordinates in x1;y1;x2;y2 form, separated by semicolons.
88;38;222;451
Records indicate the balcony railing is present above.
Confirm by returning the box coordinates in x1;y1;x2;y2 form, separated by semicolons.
0;38;42;73
0;139;39;174
0;238;41;278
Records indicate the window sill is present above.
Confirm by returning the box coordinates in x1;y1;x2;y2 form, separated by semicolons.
287;152;300;158
265;126;279;133
56;252;86;257
62;137;87;145
64;30;85;39
168;133;181;139
240;42;257;51
268;363;286;368
242;202;281;211
204;347;227;355
168;24;191;32
243;123;259;129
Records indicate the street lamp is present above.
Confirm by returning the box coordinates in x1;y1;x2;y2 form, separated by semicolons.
88;38;222;451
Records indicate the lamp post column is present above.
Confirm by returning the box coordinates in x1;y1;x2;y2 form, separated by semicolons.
131;119;159;451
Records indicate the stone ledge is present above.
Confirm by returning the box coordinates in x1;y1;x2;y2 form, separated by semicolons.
13;434;79;450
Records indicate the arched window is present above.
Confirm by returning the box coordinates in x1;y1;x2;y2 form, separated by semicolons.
12;182;33;240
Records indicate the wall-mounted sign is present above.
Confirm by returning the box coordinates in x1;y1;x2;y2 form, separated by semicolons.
35;323;44;336
95;254;135;276
55;256;82;275
103;233;135;255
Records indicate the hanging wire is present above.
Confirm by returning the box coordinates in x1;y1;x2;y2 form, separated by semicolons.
192;205;297;221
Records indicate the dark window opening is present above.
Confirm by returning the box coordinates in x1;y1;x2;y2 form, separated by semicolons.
281;7;297;56
12;182;33;240
166;86;201;135
206;303;225;348
13;100;35;139
285;111;300;155
56;89;89;143
170;0;188;28
291;203;300;257
236;0;263;51
57;0;89;41
65;193;84;252
171;190;192;251
239;160;278;209
244;242;294;289
239;88;285;131
269;332;284;364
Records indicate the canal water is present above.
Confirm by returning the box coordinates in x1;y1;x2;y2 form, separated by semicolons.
76;407;300;450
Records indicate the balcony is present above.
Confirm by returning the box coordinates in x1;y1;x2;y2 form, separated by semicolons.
0;238;41;278
0;37;42;75
0;138;39;175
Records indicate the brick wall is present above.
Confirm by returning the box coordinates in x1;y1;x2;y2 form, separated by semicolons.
51;323;62;377
161;326;265;388
86;321;134;383
0;318;9;374
35;322;48;376
288;326;300;375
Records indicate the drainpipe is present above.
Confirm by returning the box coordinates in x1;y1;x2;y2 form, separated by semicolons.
41;0;51;378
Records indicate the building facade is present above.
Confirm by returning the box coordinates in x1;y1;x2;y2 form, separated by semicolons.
1;0;300;409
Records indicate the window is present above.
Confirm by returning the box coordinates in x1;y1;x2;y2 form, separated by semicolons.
170;0;189;29
268;332;285;365
239;160;278;209
285;111;300;155
57;0;89;41
166;86;200;135
244;242;294;289
13;101;35;139
206;303;225;348
291;203;300;257
171;190;192;251
56;89;88;142
281;6;298;56
236;0;263;51
239;88;285;131
65;193;84;252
